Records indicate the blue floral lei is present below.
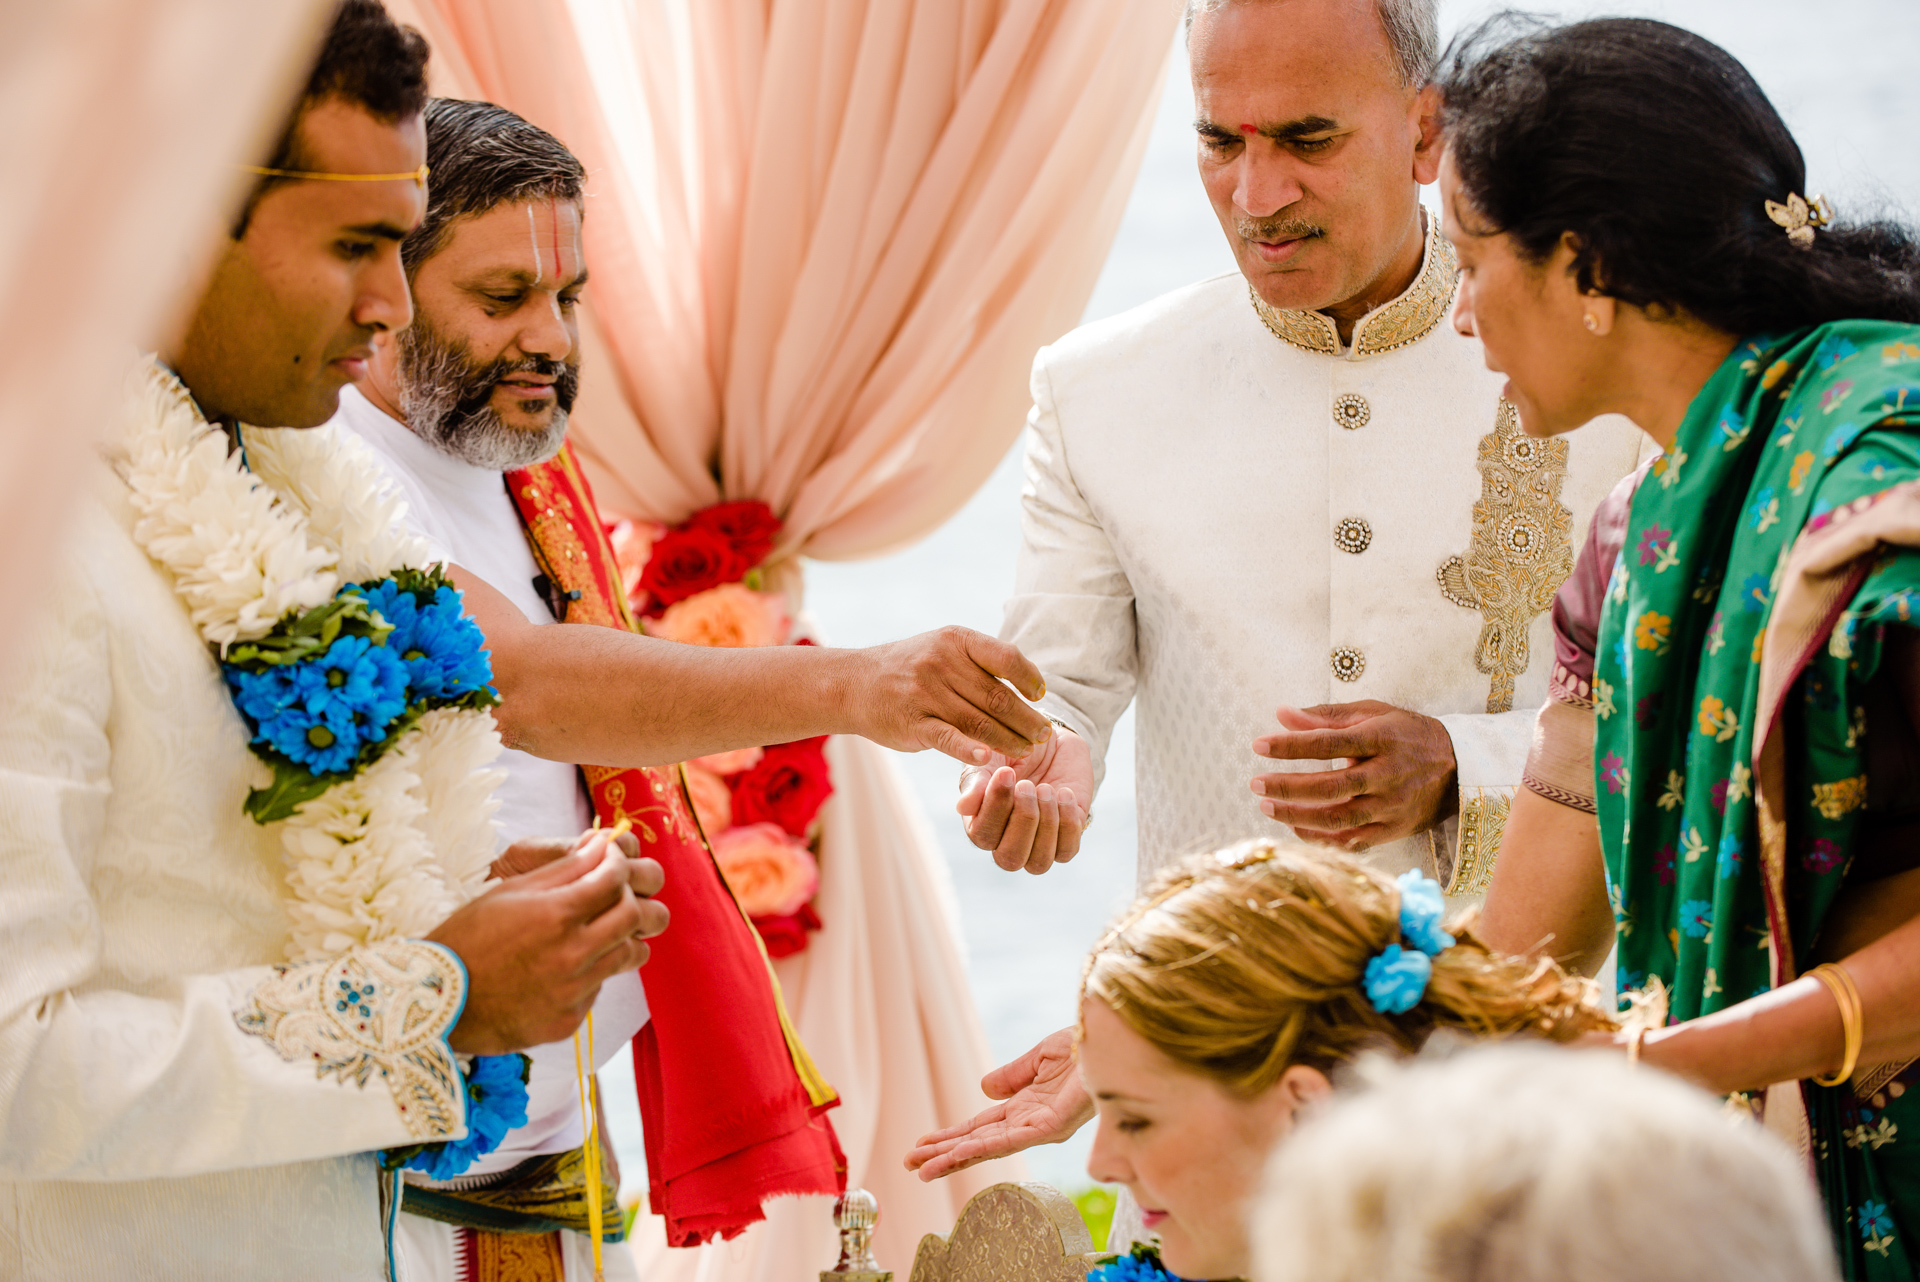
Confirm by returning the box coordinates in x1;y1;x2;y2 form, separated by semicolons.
222;566;498;823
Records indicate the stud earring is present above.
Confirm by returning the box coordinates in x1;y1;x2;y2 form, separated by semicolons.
1583;312;1600;333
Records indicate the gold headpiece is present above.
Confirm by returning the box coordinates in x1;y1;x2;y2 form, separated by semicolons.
1765;191;1832;248
243;163;429;187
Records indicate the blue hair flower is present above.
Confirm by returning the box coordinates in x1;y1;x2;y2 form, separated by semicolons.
1394;869;1456;957
1364;943;1433;1015
1089;1244;1185;1281
393;1053;531;1182
357;580;494;702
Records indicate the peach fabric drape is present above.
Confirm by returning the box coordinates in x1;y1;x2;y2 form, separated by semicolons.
0;0;332;682
386;0;1175;558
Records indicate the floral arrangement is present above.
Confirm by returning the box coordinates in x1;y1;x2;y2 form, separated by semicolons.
609;500;832;957
119;359;524;1175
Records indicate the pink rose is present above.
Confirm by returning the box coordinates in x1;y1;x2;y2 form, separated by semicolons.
652;583;790;648
711;822;819;918
691;745;765;777
682;763;734;836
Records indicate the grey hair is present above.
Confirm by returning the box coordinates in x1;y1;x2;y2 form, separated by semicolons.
403;98;587;275
1251;1044;1841;1282
1184;0;1439;88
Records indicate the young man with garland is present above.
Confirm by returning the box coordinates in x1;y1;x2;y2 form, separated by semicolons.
0;5;666;1278
332;97;1059;1274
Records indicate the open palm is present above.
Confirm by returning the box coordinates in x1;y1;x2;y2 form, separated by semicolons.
904;1027;1093;1181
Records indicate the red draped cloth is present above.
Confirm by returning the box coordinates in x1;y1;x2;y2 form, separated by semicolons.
506;443;844;1246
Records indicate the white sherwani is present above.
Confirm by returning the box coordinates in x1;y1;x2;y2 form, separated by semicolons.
0;427;467;1276
1006;221;1648;892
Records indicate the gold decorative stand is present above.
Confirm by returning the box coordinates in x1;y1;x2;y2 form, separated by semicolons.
821;1188;893;1282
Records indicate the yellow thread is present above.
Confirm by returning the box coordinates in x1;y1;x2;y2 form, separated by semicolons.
570;815;628;1282
574;1010;605;1281
242;163;429;185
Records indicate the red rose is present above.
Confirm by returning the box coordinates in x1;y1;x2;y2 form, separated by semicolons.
638;525;746;615
751;902;822;959
688;500;782;567
729;737;834;836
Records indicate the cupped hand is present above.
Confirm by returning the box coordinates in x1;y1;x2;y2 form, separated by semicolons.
958;726;1093;874
851;627;1053;765
430;829;670;1055
1251;701;1458;852
905;1027;1092;1181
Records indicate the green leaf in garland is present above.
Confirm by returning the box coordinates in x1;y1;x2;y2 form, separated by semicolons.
243;759;337;824
227;594;392;668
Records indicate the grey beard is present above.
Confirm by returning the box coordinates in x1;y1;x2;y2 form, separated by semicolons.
396;326;572;472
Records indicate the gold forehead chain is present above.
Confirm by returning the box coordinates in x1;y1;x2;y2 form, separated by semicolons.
243;163;429;186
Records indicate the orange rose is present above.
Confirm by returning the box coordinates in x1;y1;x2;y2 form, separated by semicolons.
710;822;818;917
691;745;765;777
682;763;734;835
652;583;789;648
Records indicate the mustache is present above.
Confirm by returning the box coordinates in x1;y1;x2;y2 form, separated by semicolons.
451;353;580;418
1235;215;1324;244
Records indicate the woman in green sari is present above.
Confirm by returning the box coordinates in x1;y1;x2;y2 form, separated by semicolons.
1438;16;1920;1279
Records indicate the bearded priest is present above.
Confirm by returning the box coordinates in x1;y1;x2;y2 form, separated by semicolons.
0;5;669;1279
328;98;1058;1276
912;0;1648;1199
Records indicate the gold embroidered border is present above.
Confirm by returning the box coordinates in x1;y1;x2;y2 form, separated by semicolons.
1447;788;1513;898
1438;400;1576;712
234;940;466;1140
1248;217;1458;358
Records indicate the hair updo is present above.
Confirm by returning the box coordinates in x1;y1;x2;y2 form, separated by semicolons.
1080;841;1615;1096
1437;15;1920;335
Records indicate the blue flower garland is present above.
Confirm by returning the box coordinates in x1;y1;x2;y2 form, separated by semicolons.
220;566;498;823
380;1052;531;1179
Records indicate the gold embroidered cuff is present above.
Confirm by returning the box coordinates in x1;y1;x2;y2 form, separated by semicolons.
1522;697;1598;814
1447;788;1513;898
235;939;468;1140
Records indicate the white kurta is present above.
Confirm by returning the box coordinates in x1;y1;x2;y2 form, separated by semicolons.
1004;221;1648;892
0;448;466;1278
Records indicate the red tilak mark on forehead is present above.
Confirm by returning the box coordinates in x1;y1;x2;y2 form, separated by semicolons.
1240;123;1258;135
549;197;563;277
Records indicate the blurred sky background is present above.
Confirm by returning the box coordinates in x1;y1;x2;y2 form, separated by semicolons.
609;0;1920;1195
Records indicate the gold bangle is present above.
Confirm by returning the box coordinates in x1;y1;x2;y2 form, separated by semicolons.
1807;962;1864;1088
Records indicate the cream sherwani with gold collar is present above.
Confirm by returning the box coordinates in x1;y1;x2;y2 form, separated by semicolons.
1005;220;1648;893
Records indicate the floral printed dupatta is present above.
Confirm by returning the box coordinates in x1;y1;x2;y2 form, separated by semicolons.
1593;320;1920;1277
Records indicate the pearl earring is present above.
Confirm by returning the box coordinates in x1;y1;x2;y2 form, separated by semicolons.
1583;312;1600;333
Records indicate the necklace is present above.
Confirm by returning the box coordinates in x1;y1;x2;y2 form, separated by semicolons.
116;357;506;962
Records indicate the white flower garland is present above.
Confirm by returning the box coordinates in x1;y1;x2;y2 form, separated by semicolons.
116;358;503;963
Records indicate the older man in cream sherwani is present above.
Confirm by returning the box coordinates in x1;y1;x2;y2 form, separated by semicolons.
912;0;1645;1191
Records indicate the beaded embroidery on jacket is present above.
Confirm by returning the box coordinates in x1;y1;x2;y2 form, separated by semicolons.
114;357;508;1135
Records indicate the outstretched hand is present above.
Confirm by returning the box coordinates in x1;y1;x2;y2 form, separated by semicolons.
852;627;1053;765
958;727;1093;874
1252;701;1458;851
905;1027;1092;1181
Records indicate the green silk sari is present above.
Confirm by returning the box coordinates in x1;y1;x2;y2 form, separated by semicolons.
1594;320;1920;1277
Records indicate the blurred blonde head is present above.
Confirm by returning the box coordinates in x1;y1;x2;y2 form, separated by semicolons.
1251;1043;1839;1282
1080;839;1615;1095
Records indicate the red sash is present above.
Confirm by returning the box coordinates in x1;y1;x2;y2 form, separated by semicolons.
506;444;843;1246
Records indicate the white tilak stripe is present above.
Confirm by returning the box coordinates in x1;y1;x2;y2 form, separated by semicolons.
527;202;545;283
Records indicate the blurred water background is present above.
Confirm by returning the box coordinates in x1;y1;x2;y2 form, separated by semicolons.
608;0;1920;1200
